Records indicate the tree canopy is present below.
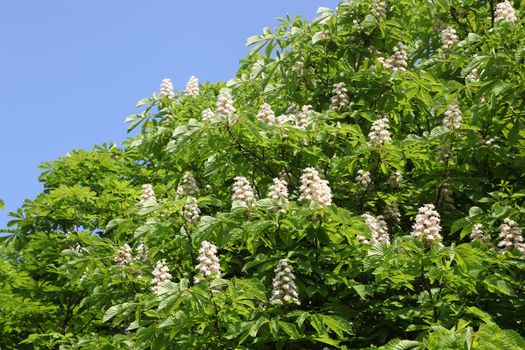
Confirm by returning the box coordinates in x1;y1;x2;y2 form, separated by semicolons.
1;0;525;349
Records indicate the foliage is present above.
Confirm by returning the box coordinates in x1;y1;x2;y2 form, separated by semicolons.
1;0;525;349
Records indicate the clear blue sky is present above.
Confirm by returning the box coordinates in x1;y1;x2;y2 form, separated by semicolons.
0;1;340;228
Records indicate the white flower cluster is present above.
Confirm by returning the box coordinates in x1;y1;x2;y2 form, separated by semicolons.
466;68;479;83
140;184;157;205
257;103;276;124
270;259;300;306
298;167;332;207
440;26;458;51
201;108;215;121
216;89;236;116
232;176;256;208
380;44;408;71
151;259;172;292
292;61;304;73
443;104;462;130
296;105;312;130
439;187;454;208
383;203;401;222
114;244;133;266
368;117;391;146
136;243;150;262
355;170;372;188
372;0;387;18
159;78;174;98
358;214;390;245
495;0;517;23
177;172;200;196
196;241;221;278
411;204;443;245
183;197;201;224
251;60;264;76
268;178;289;213
330;82;350;112
184;76;200;97
388;171;403;188
470;224;492;246
498;218;525;254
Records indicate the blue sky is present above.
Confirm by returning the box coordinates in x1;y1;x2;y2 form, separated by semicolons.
0;1;340;228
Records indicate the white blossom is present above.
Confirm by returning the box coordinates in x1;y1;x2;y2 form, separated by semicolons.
470;224;492;246
355;170;372;188
196;241;221;278
368;117;391;146
201;108;215;122
380;43;408;71
498;218;525;255
140;184;157;205
136;243;150;262
183;197;201;224
357;214;390;245
268;178;289;213
292;61;304;73
495;0;517;23
440;26;458;50
177;172;200;196
232;176;256;208
251;60;264;76
184;76;200;97
411;204;443;245
270;259;300;306
151;259;172;292
216;89;236;116
388;171;403;188
159;78;174;98
383;203;401;222
257;103;276;124
330;82;350;112
443;104;462;130
372;0;387;18
466;68;480;83
114;244;133;266
296;105;313;130
438;187;454;209
298;167;333;207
